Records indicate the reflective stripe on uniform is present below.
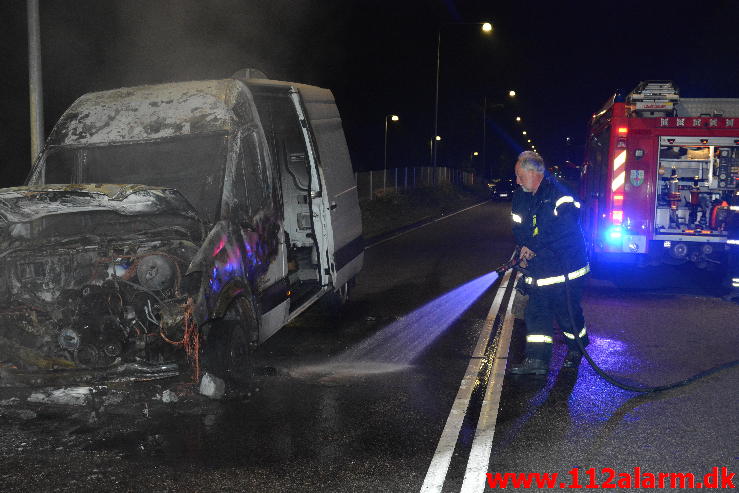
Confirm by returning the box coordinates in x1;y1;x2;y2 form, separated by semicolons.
567;265;590;281
563;327;587;339
553;196;581;216
511;213;522;223
526;334;553;344
524;264;590;287
537;274;565;286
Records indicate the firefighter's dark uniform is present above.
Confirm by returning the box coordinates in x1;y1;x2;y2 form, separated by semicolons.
511;173;590;368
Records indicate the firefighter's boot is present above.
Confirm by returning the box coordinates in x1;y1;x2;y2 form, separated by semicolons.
509;357;548;375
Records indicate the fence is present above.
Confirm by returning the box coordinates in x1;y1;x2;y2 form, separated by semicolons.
355;166;478;200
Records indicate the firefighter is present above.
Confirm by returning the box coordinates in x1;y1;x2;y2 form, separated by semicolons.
508;151;591;375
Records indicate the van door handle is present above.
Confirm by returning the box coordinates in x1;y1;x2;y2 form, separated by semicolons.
330;201;338;210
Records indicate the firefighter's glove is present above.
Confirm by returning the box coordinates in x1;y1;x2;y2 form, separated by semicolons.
518;246;535;269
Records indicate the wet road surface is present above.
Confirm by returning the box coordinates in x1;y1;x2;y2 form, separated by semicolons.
1;201;737;492
467;270;738;492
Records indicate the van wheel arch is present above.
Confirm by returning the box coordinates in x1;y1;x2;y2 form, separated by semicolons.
202;286;259;387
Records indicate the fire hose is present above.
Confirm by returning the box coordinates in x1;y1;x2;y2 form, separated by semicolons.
498;250;739;393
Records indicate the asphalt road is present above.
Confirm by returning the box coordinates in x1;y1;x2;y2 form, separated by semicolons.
1;201;737;492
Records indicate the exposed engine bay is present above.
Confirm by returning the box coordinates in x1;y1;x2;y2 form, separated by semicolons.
0;184;203;375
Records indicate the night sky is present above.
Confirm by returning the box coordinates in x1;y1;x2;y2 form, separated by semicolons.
3;0;739;188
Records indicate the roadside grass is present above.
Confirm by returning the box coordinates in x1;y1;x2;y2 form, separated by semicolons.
360;183;489;239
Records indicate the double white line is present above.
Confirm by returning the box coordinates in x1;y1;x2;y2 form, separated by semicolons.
420;268;518;493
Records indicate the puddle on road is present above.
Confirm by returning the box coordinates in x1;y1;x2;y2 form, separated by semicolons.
288;361;412;384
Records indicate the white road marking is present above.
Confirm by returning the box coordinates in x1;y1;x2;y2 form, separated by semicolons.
419;268;514;493
459;276;517;493
366;201;487;250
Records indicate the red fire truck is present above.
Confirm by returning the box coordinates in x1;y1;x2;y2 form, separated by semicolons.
582;81;739;270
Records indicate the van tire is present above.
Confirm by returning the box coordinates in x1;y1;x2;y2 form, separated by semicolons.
203;296;258;387
319;279;352;314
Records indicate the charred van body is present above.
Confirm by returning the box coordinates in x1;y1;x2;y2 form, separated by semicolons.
1;72;363;383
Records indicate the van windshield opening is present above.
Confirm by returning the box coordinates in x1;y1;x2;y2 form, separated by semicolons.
35;133;228;223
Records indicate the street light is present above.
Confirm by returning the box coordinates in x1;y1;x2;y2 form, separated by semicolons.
509;90;516;97
522;131;527;135
384;114;400;191
432;21;493;174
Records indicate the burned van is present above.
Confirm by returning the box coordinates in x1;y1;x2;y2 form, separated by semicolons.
1;72;363;386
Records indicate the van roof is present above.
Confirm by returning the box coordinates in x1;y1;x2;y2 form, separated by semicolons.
47;79;244;146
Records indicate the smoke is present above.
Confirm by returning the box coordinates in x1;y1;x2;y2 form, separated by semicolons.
106;0;317;86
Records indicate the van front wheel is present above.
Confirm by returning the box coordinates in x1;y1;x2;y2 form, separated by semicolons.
203;296;258;387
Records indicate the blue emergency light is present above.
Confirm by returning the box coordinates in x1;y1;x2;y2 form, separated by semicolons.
607;226;622;243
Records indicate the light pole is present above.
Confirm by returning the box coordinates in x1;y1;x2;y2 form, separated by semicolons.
384;114;399;191
432;21;493;179
28;0;44;163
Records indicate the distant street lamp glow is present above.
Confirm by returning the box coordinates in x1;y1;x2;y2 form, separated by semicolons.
527;139;531;143
509;90;516;97
435;135;442;141
522;131;527;135
473;151;479;156
391;114;399;122
515;116;521;122
481;22;493;33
